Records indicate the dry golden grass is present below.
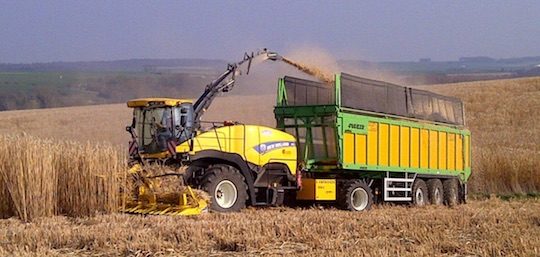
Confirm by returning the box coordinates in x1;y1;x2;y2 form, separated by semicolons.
0;103;132;146
0;134;125;221
419;77;540;194
0;198;539;256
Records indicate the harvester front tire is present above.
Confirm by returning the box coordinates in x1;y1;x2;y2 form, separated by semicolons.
426;179;444;205
200;164;247;212
412;179;428;206
338;180;373;211
443;178;459;207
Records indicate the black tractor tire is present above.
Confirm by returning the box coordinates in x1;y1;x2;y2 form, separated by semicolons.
443;178;459;207
426;179;444;205
412;179;429;206
338;180;374;211
200;164;248;212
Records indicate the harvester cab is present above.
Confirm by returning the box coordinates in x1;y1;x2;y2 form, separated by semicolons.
126;99;194;156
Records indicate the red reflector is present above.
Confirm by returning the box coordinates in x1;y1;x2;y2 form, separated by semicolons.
167;140;177;155
296;169;302;189
223;120;235;126
128;141;138;155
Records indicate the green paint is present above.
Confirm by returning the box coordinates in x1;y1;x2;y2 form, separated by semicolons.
274;73;472;182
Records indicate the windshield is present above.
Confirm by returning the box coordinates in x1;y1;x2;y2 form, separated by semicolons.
132;104;194;154
133;107;173;153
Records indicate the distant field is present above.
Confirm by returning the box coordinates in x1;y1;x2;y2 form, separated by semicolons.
0;94;275;146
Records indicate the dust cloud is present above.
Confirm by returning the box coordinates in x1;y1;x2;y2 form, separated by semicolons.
281;46;340;84
282;57;334;84
202;46;409;126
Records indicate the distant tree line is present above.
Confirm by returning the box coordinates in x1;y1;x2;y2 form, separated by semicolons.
0;73;210;111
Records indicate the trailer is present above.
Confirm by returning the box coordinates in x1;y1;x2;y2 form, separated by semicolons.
275;73;471;210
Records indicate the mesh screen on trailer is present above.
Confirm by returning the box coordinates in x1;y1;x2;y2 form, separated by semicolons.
407;88;464;125
340;73;464;125
341;73;408;116
281;73;464;125
283;76;335;106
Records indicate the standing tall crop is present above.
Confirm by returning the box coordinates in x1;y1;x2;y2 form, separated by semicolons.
0;135;125;221
0;135;57;221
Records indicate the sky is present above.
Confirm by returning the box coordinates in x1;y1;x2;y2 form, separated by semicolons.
1;1;539;63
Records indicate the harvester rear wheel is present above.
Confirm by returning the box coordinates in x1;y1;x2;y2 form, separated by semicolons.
338;180;373;211
412;179;428;206
443;178;459;206
426;179;444;205
200;164;247;212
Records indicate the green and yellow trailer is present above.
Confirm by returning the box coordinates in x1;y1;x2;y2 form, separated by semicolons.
275;73;471;210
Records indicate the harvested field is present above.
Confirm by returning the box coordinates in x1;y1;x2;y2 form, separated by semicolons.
1;198;540;256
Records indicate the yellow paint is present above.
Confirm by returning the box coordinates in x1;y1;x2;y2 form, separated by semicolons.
390;125;400;167
296;178;336;200
429;130;438;169
448;133;456;170
229;127;246;158
438;132;447;170
379;123;389;166
400;126;410;167
355;134;367;165
367;122;378;166
465;135;470;168
411;128;420;168
420;129;429;169
140;151;171;159
343;132;355;164
177;125;297;175
456;135;463;171
127;97;192;107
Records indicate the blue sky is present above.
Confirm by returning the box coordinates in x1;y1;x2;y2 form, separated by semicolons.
1;1;539;63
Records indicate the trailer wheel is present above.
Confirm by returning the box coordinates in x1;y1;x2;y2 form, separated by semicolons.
443;178;459;206
426;179;444;205
412;179;428;206
338;180;373;211
200;164;248;212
